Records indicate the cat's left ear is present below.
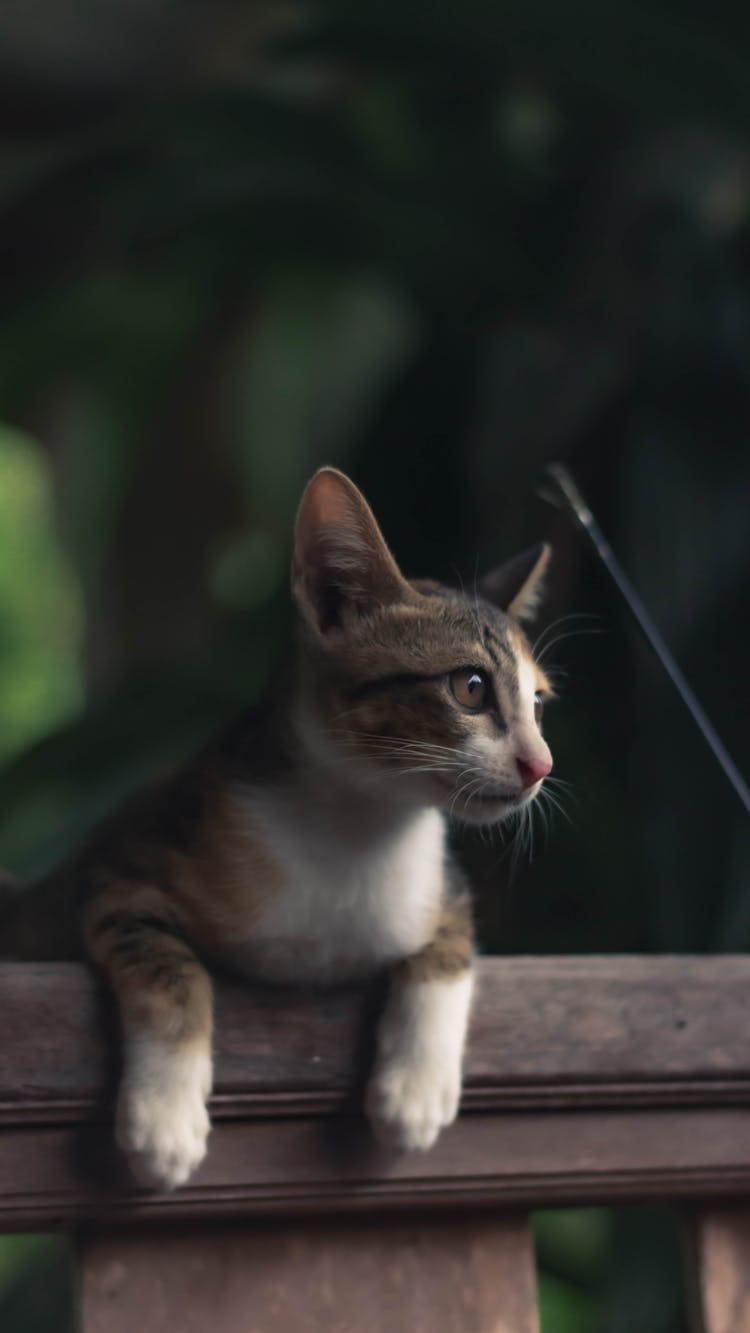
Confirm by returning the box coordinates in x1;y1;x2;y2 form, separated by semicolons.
479;543;551;622
293;467;411;633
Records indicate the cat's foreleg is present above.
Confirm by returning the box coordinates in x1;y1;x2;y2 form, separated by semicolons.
366;875;475;1151
84;885;213;1190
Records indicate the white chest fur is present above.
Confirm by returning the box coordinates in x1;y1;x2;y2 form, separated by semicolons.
225;795;446;985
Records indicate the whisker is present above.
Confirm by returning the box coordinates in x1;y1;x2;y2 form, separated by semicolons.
545;775;578;803
535;625;607;667
537;798;549;850
339;735;467;758
532;612;602;658
509;806;529;877
539;786;573;826
448;773;483;820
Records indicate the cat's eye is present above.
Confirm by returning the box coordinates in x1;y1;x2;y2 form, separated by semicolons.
450;667;490;712
534;692;544;723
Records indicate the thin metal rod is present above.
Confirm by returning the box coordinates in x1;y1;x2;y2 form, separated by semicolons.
541;462;750;818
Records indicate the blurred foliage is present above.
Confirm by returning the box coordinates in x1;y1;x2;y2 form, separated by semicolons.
0;427;82;761
1;0;749;1329
0;1235;73;1333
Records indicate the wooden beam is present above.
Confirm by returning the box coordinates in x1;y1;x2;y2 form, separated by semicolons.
685;1208;750;1333
2;955;750;1125
3;1106;750;1231
79;1214;539;1333
1;957;749;1229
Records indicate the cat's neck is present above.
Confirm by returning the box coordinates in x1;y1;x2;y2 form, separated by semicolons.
288;701;439;844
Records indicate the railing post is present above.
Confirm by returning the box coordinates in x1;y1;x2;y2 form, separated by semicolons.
685;1207;750;1333
78;1213;539;1333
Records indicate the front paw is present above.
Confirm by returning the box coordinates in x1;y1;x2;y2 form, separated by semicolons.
116;1046;212;1190
365;1058;461;1152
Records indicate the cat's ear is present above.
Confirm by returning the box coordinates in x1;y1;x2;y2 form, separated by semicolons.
479;543;551;622
293;468;409;632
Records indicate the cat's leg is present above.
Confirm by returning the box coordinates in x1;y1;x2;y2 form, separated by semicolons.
366;874;475;1151
84;883;213;1190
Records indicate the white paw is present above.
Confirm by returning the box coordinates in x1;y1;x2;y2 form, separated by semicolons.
116;1044;212;1191
366;1058;462;1152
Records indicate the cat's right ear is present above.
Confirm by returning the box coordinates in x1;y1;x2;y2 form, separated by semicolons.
292;468;410;633
479;543;551;622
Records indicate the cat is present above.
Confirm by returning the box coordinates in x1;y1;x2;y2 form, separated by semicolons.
0;467;554;1191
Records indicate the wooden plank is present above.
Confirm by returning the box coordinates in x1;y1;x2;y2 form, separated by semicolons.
79;1215;539;1333
685;1209;750;1333
3;1106;750;1231
2;957;750;1230
1;956;750;1126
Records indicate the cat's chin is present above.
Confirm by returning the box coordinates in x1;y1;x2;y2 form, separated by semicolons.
435;780;535;827
449;797;521;827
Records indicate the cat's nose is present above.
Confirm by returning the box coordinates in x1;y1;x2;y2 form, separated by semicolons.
516;754;552;788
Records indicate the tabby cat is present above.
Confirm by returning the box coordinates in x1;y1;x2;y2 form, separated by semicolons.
0;468;553;1190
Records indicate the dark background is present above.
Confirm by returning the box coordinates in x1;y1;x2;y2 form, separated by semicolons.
0;3;748;1329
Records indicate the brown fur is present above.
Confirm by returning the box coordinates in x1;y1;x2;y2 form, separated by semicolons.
397;872;474;984
86;886;212;1044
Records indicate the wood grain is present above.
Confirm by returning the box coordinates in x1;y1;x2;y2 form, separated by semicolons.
685;1209;750;1333
1;957;749;1230
1;955;749;1124
79;1215;539;1333
2;1104;750;1230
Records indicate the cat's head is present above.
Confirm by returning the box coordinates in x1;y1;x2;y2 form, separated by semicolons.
291;467;553;826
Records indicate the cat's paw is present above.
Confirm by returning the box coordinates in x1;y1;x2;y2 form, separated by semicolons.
116;1044;212;1191
365;1057;461;1152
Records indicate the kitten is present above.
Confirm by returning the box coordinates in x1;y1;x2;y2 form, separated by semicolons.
0;468;553;1190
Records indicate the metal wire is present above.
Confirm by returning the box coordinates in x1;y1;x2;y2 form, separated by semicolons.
540;462;750;818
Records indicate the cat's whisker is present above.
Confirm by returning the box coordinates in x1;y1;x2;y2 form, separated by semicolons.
458;777;488;822
447;773;483;820
321;745;454;774
535;625;606;667
341;735;469;759
539;785;573;826
395;765;457;779
544;775;578;804
334;739;467;766
508;807;528;880
376;755;468;773
521;807;533;855
535;793;551;844
531;612;601;659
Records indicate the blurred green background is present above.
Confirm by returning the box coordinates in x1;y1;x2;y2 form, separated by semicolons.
1;2;749;1329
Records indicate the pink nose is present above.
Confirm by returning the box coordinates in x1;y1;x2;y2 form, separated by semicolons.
516;754;552;788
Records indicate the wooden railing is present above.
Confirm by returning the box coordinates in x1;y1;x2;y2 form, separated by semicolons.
1;957;749;1330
